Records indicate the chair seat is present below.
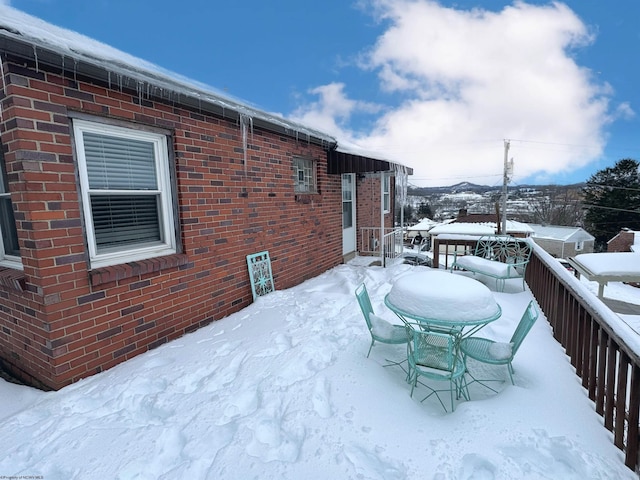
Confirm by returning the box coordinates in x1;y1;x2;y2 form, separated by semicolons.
369;314;410;343
412;355;466;380
460;337;512;365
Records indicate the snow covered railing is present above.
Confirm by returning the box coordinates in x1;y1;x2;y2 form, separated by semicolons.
430;235;640;472
431;234;480;269
526;243;640;473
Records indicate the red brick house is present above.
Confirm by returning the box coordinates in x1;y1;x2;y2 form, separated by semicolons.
607;228;640;253
0;8;411;390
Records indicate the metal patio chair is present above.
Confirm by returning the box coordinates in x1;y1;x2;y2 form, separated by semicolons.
354;283;409;369
460;300;539;391
407;328;469;412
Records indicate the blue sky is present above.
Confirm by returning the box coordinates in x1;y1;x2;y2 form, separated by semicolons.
4;0;640;188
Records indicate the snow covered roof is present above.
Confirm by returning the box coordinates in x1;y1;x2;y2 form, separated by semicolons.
528;224;594;242
452;213;533;234
0;6;337;146
428;223;495;236
407;218;437;231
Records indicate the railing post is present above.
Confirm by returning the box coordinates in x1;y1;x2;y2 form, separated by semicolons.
625;364;640;470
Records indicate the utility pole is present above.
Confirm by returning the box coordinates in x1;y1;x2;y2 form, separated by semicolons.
501;140;510;235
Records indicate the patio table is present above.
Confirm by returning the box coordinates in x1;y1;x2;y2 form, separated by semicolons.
384;270;501;338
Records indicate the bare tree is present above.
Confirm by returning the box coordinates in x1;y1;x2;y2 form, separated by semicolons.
531;186;583;226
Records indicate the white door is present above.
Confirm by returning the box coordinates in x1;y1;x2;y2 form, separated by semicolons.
342;174;356;255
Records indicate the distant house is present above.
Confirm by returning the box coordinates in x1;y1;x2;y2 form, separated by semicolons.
0;8;411;390
528;224;595;258
607;228;640;253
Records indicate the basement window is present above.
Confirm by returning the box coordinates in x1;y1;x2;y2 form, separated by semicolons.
293;157;317;193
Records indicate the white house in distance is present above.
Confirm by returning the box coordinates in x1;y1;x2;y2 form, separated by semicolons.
528;224;595;259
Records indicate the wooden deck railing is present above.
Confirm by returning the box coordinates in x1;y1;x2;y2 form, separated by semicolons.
434;235;640;472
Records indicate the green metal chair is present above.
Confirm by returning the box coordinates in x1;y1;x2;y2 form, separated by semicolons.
407;328;468;412
246;251;275;301
354;283;409;365
460;300;539;390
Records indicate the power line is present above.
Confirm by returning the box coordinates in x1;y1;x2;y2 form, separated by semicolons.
586;183;640;193
581;203;640;215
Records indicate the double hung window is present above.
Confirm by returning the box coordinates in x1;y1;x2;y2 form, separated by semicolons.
0;147;21;269
73;119;176;268
383;174;391;213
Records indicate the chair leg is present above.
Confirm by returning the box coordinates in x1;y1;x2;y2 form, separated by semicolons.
463;356;502;394
507;362;515;385
410;373;417;398
382;357;408;375
449;384;455;412
366;339;374;358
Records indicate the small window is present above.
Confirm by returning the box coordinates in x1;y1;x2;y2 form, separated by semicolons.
383;174;391;213
0;147;21;270
575;241;584;251
73;119;177;268
293;157;316;193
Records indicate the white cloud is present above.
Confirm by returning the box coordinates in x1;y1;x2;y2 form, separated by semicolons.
291;0;615;187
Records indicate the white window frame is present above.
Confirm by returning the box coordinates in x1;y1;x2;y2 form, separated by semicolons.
73;119;176;269
383;174;391;213
0;149;22;270
293;157;317;193
575;241;584;251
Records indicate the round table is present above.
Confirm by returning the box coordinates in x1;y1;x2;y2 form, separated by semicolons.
384;270;501;334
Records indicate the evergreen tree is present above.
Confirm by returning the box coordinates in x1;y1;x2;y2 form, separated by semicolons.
583;158;640;250
417;202;433;219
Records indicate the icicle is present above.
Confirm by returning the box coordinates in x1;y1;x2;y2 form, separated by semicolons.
0;53;5;87
136;81;144;104
73;59;78;83
240;114;252;177
61;55;65;78
33;45;39;73
394;162;409;209
107;71;111;90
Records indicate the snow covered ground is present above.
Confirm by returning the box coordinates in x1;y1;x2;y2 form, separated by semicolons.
0;260;636;479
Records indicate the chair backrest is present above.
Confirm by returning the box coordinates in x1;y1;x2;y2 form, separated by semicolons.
509;301;539;354
246;251;275;300
474;235;532;267
411;330;457;371
354;283;374;331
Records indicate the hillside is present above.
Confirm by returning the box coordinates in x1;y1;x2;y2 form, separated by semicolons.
406;182;585;224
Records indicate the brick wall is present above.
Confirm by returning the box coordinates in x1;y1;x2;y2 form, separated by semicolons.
608;230;634;252
0;54;346;389
355;173;394;253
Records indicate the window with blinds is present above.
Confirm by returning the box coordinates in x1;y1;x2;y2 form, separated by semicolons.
0;146;21;269
73;119;177;268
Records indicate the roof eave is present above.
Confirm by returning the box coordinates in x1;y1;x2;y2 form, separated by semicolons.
0;32;336;148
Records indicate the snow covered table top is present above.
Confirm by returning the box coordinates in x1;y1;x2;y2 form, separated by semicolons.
384;270;501;326
569;252;640;299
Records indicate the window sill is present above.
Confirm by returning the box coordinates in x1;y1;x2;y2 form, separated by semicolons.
89;254;189;287
0;267;26;292
295;193;320;204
